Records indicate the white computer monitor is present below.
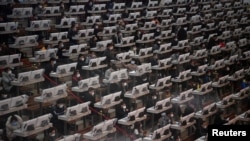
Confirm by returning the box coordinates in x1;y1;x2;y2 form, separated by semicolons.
8;54;21;64
238;86;249;97
15;36;27;46
89;76;100;87
66;104;79;117
160;124;171;136
91;122;105;136
176;17;186;25
179;88;193;100
159;43;172;52
218;75;229;85
119;68;128;80
78;78;89;89
111;91;122;102
30;20;41;28
192;25;201;32
69;5;78;12
141;33;154;41
68;45;79;54
30;69;44;80
6;21;18;31
210;45;220;54
131;2;142;8
27;35;38;44
233;69;244;79
97;56;106;66
178;39;189;47
41;87;55;99
145;10;157;18
67;62;77;73
21;118;38;132
101;93;113;105
78;101;91;114
36;113;52;128
221;94;234;105
78;29;88;37
17;71;31;83
180;112;195;125
127;109;137;121
108;14;121;22
125;23;138;31
213;59;224;68
154;98;166;110
158;57;172;67
155;76;171;88
225;41;236;50
151;128;162;140
148;0;158;7
107;70;120;81
0;98;11;111
87;28;94;36
9;96;28;109
51;6;60;14
56;64;67;74
46;48;58;59
49;32;59;41
194;48;207;57
200;81;212;92
96;40;112;49
0;55;9;66
193;36;204;44
196;64;207;74
77;5;85;12
59;134;81;141
176;7;186;14
39;20;50;28
103;118;117;131
78;43;88;54
43;7;52;14
207;23;215;29
59;32;68;40
136;107;146;118
122;36;134;44
55;84;67;96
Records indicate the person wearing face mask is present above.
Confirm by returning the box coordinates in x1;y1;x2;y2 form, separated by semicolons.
103;43;117;65
154;27;161;38
157;112;170;128
46;127;62;141
76;54;87;76
82;88;96;109
116;102;130;119
2;67;16;95
43;57;58;88
51;99;66;135
68;22;78;45
56;41;68;63
112;31;123;44
6;114;23;141
72;70;83;87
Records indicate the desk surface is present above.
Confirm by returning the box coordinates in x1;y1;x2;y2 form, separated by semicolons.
171;76;192;83
82;64;107;71
94;100;122;109
124;90;149;99
0;104;27;116
71;84;100;93
0;62;23;69
50;72;74;78
34;94;68;103
83;128;116;140
170;121;196;131
58;111;91;122
192;89;213;96
171;96;194;104
211;81;230;88
147;105;172;114
118;115;147;126
216;101;235;109
11;78;44;87
14;123;52;137
9;43;38;49
129;70;151;77
130;54;154;60
194;109;218;119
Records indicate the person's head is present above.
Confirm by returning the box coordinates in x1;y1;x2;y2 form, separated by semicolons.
4;67;12;74
48;127;56;137
120;102;126;108
88;88;95;95
107;43;114;50
56;99;65;108
121;80;128;87
90;51;96;58
58;41;63;48
131;59;136;65
78;54;85;61
50;57;56;65
73;70;81;77
10;115;18;126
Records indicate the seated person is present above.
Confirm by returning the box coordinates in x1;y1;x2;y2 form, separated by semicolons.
1;67;16;96
71;70;83;87
6;114;23;141
116;102;129;119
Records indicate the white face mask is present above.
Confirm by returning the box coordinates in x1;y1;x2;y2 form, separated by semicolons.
158;41;161;44
131;61;135;64
123;105;126;109
153;96;157;100
81;58;85;61
59;104;64;108
39;5;42;8
170;113;174;117
60;44;64;48
50;133;55;137
8;70;12;74
123;82;127;86
110;47;113;50
77;74;80;78
53;61;56;65
95;25;98;28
